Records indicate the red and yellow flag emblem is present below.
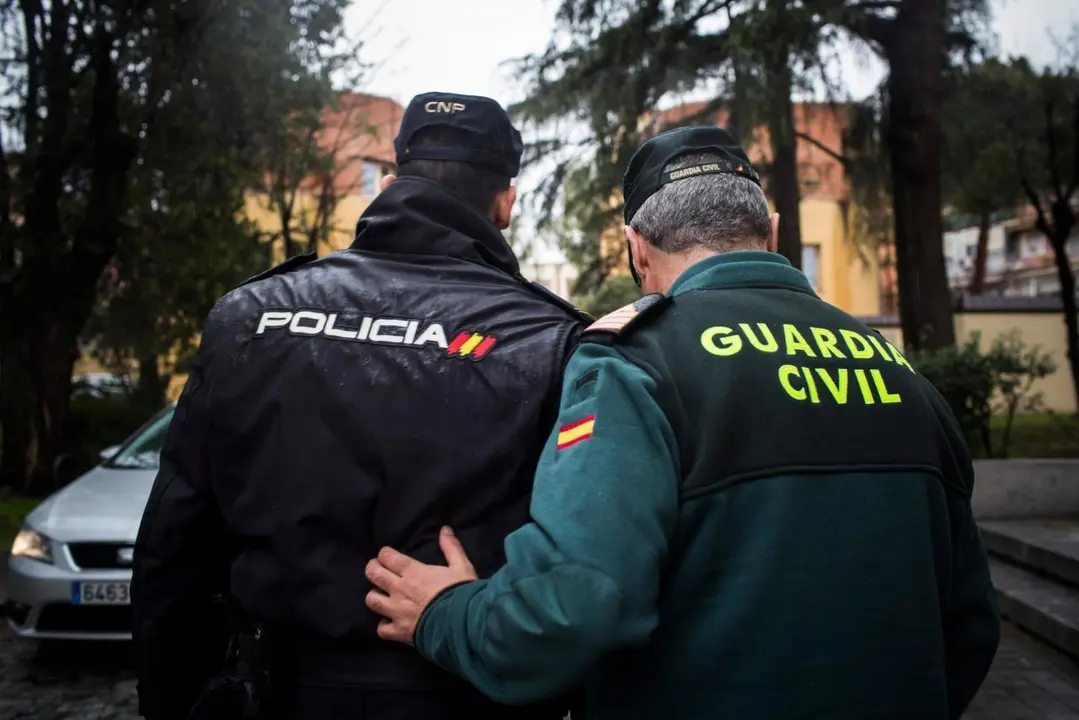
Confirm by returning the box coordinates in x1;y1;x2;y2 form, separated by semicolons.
447;331;497;359
557;415;596;450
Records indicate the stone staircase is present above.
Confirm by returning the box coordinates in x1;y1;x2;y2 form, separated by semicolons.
981;520;1079;658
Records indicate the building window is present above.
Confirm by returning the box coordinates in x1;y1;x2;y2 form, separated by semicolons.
802;245;820;289
362;161;381;197
1020;235;1046;260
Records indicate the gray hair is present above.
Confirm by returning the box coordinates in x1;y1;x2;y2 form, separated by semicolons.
629;152;772;253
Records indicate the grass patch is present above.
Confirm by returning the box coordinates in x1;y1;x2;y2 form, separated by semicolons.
987;412;1079;459
0;494;44;553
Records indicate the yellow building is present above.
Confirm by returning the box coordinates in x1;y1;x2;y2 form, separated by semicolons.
247;92;404;261
872;303;1077;414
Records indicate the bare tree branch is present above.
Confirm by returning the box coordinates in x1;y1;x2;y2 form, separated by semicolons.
19;0;41;156
0;127;14;285
795;130;849;164
1046;98;1064;199
1020;173;1053;238
1008;116;1053;237
847;0;901;9
805;0;893;50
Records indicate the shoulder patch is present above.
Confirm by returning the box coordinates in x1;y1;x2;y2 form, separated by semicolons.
581;293;669;342
240;251;318;287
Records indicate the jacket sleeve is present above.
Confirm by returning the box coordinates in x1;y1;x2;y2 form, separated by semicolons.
132;310;230;720
922;379;1001;718
414;342;681;704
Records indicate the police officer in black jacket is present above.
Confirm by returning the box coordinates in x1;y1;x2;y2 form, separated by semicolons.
131;92;588;720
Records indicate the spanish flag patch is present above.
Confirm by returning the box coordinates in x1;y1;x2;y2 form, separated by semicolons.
556;415;596;450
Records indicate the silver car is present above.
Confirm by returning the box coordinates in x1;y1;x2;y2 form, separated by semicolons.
5;405;174;641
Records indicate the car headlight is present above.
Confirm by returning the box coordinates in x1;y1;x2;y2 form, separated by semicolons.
11;527;53;564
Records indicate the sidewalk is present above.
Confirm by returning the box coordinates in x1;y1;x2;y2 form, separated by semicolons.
3;559;1079;720
965;621;1079;718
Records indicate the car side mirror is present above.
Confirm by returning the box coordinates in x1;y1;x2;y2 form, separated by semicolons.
99;445;120;462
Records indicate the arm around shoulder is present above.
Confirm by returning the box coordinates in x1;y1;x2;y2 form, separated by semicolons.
415;342;681;704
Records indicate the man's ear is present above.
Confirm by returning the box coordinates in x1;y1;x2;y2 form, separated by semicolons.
624;225;650;280
767;213;780;253
380;174;396;192
493;185;517;230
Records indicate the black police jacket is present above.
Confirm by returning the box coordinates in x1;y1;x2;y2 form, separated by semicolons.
131;177;588;719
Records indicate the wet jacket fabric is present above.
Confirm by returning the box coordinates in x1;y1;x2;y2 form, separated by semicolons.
415;251;1000;719
131;177;588;719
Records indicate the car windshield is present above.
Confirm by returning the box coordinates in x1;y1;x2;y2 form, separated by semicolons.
106;406;175;469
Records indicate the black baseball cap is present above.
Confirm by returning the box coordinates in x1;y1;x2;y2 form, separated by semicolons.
394;92;524;178
622;126;761;222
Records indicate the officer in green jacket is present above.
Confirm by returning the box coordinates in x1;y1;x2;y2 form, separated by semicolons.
364;126;1000;719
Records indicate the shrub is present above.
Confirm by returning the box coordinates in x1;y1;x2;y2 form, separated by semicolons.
54;394;163;487
910;330;1056;458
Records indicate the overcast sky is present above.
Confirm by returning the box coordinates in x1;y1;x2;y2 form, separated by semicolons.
351;0;1079;107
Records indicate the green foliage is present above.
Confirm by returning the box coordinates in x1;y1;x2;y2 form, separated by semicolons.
252;46;374;258
941;52;1079;406
988;413;1079;459
941;52;1079;227
911;331;1056;458
53;395;163;489
79;0;360;403
512;0;991;296
942;57;1042;221
512;0;830;292
0;493;43;552
0;0;356;493
85;135;268;396
576;275;642;317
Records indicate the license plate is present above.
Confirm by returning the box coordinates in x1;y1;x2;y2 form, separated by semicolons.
73;582;130;605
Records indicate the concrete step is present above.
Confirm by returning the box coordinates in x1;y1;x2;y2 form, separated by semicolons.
981;520;1079;588
989;557;1079;659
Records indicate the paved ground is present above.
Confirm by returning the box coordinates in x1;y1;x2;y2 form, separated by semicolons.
0;619;1077;718
965;622;1079;719
0;632;137;719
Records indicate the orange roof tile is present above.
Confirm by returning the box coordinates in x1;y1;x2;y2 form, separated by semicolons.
317;92;404;194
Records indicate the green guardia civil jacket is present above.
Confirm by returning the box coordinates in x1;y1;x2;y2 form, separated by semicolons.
415;251;1000;719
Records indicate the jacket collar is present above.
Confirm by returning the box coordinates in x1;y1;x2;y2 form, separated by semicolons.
350;176;520;276
668;251;816;297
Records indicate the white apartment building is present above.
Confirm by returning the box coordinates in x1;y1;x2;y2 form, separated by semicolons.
518;244;579;302
943;222;1008;289
943;217;1079;298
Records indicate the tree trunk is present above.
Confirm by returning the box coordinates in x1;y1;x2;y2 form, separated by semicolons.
1048;207;1079;416
970;209;991;294
136;355;168;410
766;60;802;269
762;0;802;270
883;0;955;350
727;56;749;145
283;229;295;260
0;145;136;493
0;296;80;494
